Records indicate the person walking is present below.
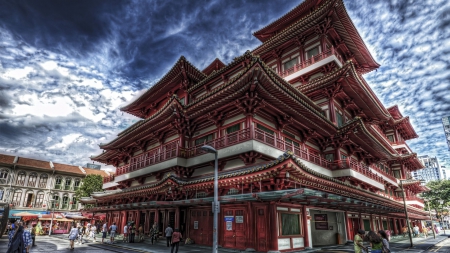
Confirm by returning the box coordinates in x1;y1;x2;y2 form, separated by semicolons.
422;226;428;237
101;222;108;243
7;221;33;253
413;225;420;237
366;231;383;253
109;222;117;244
68;224;78;250
31;224;37;247
171;228;182;253
401;225;408;237
89;224;97;242
123;223;128;243
150;222;158;245
165;224;173;247
138;224;144;242
129;224;136;243
378;230;390;253
77;225;85;244
354;229;367;253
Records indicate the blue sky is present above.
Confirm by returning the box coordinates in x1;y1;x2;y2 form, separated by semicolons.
0;0;449;172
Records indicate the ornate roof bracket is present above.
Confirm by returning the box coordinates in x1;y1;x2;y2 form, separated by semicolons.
239;151;262;166
209;160;227;172
276;114;293;131
208;110;227;127
234;91;265;116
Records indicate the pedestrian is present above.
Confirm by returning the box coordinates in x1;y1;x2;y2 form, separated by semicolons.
90;224;97;242
354;229;367;253
7;221;33;253
165;224;173;247
101;222;108;243
171;228;182;253
77;224;84;244
123;223;128;243
378;230;390;253
129;223;136;243
434;225;439;235
422;226;428;237
366;231;383;253
109;222;117;244
413;225;419;237
150;222;158;245
31;224;36;247
401;225;408;237
138;224;144;242
68;224;78;250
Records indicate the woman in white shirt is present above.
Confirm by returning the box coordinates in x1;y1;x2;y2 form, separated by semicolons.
68;224;79;250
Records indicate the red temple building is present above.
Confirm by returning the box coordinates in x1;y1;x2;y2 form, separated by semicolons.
82;0;428;251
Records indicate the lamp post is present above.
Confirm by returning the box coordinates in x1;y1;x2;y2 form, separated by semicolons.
399;179;414;247
201;145;219;253
48;199;56;236
439;200;445;235
425;199;436;239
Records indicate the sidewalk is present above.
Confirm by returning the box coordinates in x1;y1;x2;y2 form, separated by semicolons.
49;232;450;253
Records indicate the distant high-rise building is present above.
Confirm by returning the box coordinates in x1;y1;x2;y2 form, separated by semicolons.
442;166;447;180
443;116;450;151
85;163;101;170
415;155;443;182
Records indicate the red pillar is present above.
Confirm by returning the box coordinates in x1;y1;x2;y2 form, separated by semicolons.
175;207;180;229
303;206;310;248
359;213;364;230
328;98;336;124
344;212;351;240
393;218;398;235
370;215;374;231
269;202;278;251
247;202;255;250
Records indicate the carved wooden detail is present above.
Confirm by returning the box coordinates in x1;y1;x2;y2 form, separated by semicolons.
239;151;262;165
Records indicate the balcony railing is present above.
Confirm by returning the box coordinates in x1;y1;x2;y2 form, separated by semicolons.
278;47;343;78
369;165;397;182
73;186;80;191
38;182;47;188
11;201;20;207
70;204;77;210
54;184;62;190
16;180;25;186
103;175;115;183
61;204;69;209
330;159;384;184
34;203;44;208
64;185;72;191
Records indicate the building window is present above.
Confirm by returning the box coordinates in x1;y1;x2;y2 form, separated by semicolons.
283;58;298;71
24;192;34;207
74;179;81;191
325;153;334;162
336;111;343;127
35;192;44;207
52;195;60;209
62;195;69;209
65;178;72;190
387;135;394;143
28;173;37;187
285;137;300;147
0;170;8;184
12;191;22;206
257;124;274;135
16;171;26;186
227;188;239;195
306;47;319;59
179;97;185;105
226;124;240;134
39;174;48;188
393;170;401;179
280;213;301;235
0;187;3;200
195;133;214;146
55;177;62;189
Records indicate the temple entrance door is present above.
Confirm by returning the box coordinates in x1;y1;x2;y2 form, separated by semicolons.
140;211;145;227
255;207;268;252
159;211;164;237
222;208;246;250
189;209;213;245
168;211;175;227
348;218;360;240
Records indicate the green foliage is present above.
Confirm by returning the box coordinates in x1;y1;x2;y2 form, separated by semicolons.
421;180;450;214
75;174;103;201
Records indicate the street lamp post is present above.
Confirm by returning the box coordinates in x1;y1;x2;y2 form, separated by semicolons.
48;199;56;236
425;199;436;239
201;145;219;253
439;200;445;235
400;179;414;248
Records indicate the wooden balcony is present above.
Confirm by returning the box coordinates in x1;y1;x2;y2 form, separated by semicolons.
395;195;425;204
330;159;384;184
278;47;343;80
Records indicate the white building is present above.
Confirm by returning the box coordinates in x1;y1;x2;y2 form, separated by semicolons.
415;155;443;183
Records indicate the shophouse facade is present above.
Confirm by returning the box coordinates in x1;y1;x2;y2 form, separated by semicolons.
82;0;429;251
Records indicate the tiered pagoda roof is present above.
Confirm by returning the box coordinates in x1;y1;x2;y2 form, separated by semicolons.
252;0;380;73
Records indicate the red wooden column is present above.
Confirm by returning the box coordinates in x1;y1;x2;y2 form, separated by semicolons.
359;213;364;230
175;207;180;229
369;215;374;231
328;98;336;124
303;205;310;248
393;218;398;235
386;217;390;231
344;212;351;240
144;210;150;234
268;202;278;251
247;202;255;250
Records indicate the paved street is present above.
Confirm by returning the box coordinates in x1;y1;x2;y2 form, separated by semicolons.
2;233;450;253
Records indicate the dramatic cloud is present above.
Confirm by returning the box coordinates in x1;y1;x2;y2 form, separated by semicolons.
0;0;449;171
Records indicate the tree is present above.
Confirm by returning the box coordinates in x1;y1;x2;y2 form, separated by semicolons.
75;174;103;202
421;180;450;220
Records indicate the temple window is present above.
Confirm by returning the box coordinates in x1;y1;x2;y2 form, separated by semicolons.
256;124;275;135
387;135;394;143
325;153;334;162
195;133;214;146
226;124;240;134
393;170;401;179
179;97;185;105
280;213;301;235
227;188;239;195
306;46;320;59
196;192;207;198
283;58;298;71
336;111;343;127
341;154;347;160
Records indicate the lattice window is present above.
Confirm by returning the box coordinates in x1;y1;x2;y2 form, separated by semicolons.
39;174;48;188
28;173;37;187
226;124;240;134
16;171;26;186
227;188;239;195
196;192;207;198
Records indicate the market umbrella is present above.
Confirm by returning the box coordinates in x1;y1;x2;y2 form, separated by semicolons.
12;211;39;217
